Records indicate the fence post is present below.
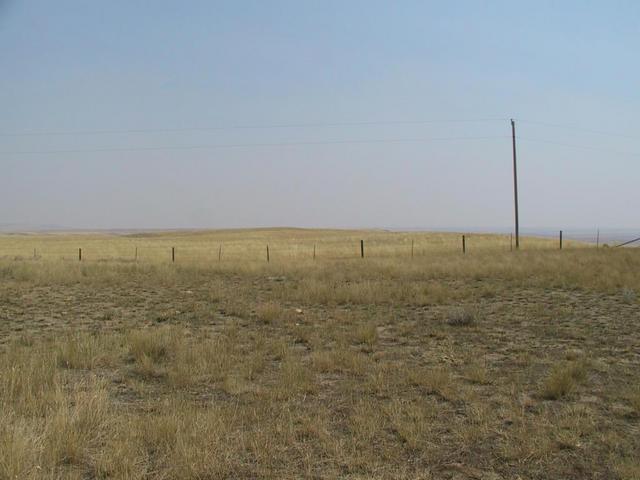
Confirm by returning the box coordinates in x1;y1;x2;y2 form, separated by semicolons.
411;239;414;258
510;233;513;252
596;229;600;249
218;244;222;262
266;245;270;263
360;240;364;258
462;235;466;254
313;244;316;260
559;230;563;250
135;247;138;262
172;247;175;263
79;248;82;261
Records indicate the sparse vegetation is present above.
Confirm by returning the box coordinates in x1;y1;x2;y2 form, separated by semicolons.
0;228;638;479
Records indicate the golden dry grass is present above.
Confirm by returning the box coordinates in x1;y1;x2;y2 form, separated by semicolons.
0;228;638;479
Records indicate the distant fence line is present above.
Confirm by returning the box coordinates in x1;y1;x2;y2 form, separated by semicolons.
0;232;630;264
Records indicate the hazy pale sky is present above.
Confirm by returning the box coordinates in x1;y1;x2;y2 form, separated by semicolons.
1;1;638;230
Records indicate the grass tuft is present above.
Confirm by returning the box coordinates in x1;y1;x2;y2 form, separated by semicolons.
446;306;478;326
540;359;589;400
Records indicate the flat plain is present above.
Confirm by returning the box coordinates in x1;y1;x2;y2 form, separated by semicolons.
1;229;639;479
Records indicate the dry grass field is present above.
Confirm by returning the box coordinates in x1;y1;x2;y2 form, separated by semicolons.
0;229;638;479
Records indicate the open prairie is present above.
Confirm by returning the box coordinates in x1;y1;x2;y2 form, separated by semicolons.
0;229;638;479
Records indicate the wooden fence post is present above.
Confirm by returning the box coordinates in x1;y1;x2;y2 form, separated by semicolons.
510;233;513;252
218;244;222;262
559;230;563;250
172;247;175;263
266;245;270;263
79;248;82;261
360;240;364;258
313;244;316;260
411;239;414;258
462;235;466;254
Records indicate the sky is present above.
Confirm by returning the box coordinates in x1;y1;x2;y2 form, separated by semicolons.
1;1;639;231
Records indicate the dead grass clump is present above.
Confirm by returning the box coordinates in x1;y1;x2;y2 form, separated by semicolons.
55;332;117;370
352;323;378;350
386;399;435;451
274;356;317;398
350;398;387;442
0;345;60;415
540;359;589;400
0;414;41;480
446;306;478;326
126;326;181;378
311;348;368;374
43;379;111;468
464;361;491;385
406;366;454;398
624;386;640;414
125;400;245;479
168;336;233;387
256;301;285;324
127;327;174;363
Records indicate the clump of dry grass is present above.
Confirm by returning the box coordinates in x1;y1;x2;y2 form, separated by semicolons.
126;327;177;377
56;332;118;370
274;356;317;398
352;322;378;351
0;344;60;416
540;359;589;400
463;360;491;385
311;347;368;374
406;366;454;398
43;378;111;468
446;306;478;327
386;398;435;451
255;301;285;324
625;386;640;414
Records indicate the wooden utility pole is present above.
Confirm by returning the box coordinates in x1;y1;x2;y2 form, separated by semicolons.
511;119;520;250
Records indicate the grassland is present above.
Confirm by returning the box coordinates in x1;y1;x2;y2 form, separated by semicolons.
0;229;638;479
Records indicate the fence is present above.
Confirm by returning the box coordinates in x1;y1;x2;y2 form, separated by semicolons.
0;229;631;264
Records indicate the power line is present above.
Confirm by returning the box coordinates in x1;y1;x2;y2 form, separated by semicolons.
518;119;640;140
0;135;509;156
0;118;508;137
